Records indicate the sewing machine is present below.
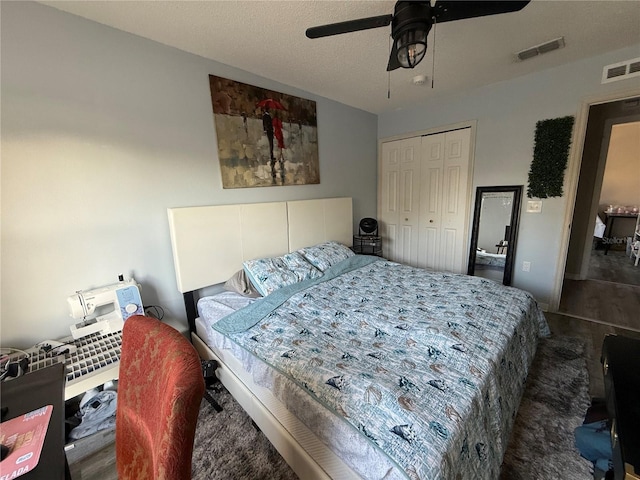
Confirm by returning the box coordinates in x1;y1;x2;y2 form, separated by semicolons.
67;277;144;339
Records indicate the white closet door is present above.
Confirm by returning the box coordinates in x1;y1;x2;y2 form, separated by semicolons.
418;128;471;272
439;128;472;273
418;133;444;270
380;136;421;264
380;128;471;272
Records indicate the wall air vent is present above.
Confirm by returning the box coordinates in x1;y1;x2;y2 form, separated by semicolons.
602;57;640;84
516;37;565;61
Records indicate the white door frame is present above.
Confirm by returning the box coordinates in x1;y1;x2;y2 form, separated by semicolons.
377;120;477;145
575;114;640;280
549;87;640;312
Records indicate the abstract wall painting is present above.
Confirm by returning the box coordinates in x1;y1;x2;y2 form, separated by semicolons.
209;75;320;188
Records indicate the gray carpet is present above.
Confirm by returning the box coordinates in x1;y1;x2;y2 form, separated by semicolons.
191;386;297;480
192;334;593;479
500;335;593;479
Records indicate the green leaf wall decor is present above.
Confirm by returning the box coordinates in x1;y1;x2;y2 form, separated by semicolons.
527;115;575;198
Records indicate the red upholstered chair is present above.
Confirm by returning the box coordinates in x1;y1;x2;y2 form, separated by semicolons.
116;315;204;480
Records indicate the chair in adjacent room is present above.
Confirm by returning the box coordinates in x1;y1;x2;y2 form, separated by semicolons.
116;315;204;480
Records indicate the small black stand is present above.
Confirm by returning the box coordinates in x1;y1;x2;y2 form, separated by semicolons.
353;218;383;257
353;235;383;256
201;360;222;412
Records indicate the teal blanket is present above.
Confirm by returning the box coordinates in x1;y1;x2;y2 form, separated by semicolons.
212;257;548;479
214;254;380;334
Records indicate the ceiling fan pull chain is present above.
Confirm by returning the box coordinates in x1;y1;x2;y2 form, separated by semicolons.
388;35;391;99
431;15;436;88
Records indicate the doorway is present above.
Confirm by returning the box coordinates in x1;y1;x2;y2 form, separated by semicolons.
557;96;640;330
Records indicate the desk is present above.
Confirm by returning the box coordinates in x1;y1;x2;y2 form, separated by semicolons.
602;335;640;479
603;212;638;255
0;363;69;480
495;242;508;255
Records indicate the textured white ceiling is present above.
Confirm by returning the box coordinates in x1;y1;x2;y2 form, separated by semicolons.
39;1;640;114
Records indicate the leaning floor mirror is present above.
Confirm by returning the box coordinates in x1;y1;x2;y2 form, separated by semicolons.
467;185;523;285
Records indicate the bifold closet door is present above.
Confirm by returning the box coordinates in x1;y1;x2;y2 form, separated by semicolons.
418;128;471;273
379;128;471;272
379;136;421;264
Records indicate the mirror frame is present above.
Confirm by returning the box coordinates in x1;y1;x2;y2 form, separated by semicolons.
467;185;523;285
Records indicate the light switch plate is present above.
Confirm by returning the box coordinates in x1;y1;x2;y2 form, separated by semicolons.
526;200;543;213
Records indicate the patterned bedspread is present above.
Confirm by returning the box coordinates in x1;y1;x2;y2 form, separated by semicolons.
213;256;549;480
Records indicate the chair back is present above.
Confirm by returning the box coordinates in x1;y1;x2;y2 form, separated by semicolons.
116;315;204;480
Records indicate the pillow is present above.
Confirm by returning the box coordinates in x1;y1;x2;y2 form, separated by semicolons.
243;251;322;297
297;241;355;272
224;270;262;298
281;251;323;282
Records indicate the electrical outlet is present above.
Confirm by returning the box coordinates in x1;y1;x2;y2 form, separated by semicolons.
522;261;531;272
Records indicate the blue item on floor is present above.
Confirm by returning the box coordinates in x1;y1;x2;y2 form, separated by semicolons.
575;420;613;475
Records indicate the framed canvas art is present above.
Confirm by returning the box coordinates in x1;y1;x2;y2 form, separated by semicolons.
209;75;320;188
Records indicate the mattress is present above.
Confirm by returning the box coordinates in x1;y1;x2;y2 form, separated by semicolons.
200;256;549;479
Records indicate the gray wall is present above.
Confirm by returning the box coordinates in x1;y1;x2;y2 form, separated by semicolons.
600;122;640;209
1;2;378;347
379;44;640;305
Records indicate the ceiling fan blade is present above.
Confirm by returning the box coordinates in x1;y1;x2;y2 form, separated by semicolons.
432;1;530;23
306;14;393;39
386;41;402;72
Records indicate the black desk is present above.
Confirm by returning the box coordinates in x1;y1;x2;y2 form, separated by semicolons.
602;335;640;480
603;212;638;255
495;242;508;255
1;363;69;480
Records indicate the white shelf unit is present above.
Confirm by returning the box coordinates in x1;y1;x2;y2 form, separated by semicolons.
25;331;122;400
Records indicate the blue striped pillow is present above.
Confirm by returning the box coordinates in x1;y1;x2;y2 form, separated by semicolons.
297;241;355;272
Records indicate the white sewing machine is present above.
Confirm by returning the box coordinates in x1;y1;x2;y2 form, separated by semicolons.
67;277;144;339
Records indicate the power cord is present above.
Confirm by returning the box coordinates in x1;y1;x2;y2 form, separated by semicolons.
0;348;30;381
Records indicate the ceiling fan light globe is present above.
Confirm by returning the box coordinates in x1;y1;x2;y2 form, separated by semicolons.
396;28;427;68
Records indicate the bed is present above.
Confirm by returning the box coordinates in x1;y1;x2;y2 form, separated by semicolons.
474;251;506;268
167;197;549;480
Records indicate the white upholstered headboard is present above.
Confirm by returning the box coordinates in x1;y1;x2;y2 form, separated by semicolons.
167;197;353;294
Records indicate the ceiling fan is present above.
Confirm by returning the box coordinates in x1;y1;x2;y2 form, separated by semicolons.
306;1;530;71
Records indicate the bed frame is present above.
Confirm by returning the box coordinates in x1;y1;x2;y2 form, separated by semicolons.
167;197;360;479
